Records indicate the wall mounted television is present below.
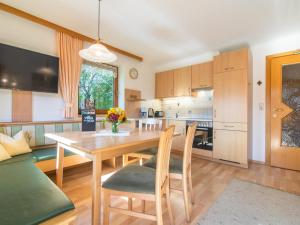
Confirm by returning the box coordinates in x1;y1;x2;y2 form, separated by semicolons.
0;43;59;93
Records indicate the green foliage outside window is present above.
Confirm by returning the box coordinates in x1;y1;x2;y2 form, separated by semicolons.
79;64;115;112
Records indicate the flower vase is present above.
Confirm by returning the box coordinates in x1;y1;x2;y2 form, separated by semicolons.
112;123;119;133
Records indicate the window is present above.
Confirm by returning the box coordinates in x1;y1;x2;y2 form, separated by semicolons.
79;62;118;114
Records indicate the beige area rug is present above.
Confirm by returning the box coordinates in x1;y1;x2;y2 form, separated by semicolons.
197;179;300;225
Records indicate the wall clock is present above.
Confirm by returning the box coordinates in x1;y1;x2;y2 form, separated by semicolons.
129;68;138;79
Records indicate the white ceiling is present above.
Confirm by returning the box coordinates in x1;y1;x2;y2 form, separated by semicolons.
2;0;300;65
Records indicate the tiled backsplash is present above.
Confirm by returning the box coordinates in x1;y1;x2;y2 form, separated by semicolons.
141;90;213;119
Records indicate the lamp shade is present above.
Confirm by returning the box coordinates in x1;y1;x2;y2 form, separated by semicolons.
79;42;117;63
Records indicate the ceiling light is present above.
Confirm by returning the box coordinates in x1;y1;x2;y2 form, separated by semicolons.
79;0;117;64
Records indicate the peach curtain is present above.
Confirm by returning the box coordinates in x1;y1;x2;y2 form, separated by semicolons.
56;32;83;118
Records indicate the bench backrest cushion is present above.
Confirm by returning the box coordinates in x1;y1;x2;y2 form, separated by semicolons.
0;121;105;147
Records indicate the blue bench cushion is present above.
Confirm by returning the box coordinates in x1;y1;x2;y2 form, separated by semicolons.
32;147;75;162
0;160;74;225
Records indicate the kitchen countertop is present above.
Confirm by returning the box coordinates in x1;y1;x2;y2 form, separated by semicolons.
130;117;213;122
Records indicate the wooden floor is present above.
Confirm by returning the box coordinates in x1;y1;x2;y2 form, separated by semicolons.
49;157;300;225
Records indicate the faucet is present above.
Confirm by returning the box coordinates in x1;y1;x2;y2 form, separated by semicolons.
175;112;179;118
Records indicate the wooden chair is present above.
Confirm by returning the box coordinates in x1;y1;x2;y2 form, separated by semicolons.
143;123;197;222
102;125;175;225
122;119;163;166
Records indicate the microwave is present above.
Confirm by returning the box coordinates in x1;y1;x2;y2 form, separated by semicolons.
154;111;164;118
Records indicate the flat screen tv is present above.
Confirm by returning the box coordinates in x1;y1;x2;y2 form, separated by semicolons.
0;43;59;93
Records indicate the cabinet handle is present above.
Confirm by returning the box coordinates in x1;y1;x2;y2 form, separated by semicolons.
214;131;216;139
224;125;235;128
213;109;216;118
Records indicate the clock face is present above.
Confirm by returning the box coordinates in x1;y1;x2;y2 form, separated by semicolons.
129;68;138;79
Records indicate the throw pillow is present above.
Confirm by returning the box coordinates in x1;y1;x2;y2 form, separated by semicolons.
0;131;32;156
0;144;11;161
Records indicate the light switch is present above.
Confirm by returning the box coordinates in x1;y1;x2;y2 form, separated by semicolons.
259;103;264;111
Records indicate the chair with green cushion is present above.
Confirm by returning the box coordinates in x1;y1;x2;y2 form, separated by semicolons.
122;119;162;166
143;123;197;222
102;126;175;225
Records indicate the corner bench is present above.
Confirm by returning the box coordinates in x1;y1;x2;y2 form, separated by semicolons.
0;159;75;225
0;120;114;225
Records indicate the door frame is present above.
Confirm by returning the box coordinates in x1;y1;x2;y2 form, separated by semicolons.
265;49;300;165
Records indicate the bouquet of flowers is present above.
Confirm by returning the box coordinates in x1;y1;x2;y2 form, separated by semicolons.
106;107;127;133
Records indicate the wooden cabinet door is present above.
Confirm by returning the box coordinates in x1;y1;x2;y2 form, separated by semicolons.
174;66;192;96
213;70;248;123
213;129;247;164
214;48;248;74
155;70;174;98
191;61;213;89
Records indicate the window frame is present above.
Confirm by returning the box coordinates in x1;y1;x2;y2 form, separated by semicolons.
78;61;119;115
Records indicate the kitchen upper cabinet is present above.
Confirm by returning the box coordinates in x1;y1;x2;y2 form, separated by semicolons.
155;70;174;98
173;66;192;96
213;48;249;74
213;69;248;123
213;129;247;165
191;61;213;89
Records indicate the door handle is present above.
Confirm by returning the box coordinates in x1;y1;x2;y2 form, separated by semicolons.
272;108;284;118
273;108;284;113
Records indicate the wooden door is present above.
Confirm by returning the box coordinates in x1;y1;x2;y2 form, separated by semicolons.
174;66;192;96
214;48;248;74
191;61;213;89
213;70;248;123
270;54;300;170
213;129;247;164
155;70;174;98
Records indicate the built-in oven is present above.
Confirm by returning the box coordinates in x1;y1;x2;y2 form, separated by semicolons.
186;120;213;151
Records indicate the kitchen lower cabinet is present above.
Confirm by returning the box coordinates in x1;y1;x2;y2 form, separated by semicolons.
213;129;248;165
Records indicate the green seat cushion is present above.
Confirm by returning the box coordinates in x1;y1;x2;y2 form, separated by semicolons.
137;147;158;155
0;160;74;225
103;165;156;194
0;153;35;165
143;154;183;174
32;147;75;162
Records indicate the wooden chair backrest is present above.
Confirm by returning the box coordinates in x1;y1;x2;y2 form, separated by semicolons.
140;119;162;131
155;125;175;194
183;123;197;173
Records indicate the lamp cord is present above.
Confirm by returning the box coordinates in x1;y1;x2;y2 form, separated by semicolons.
98;0;101;41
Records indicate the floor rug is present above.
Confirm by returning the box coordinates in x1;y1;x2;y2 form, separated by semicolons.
197;179;300;225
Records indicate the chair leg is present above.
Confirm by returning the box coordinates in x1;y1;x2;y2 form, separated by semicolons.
103;191;110;225
155;197;163;225
122;154;128;166
141;200;146;212
128;198;133;211
139;157;143;165
188;168;195;205
183;176;191;222
166;185;174;225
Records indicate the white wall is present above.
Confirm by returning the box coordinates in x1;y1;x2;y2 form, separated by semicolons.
0;11;155;122
250;33;300;162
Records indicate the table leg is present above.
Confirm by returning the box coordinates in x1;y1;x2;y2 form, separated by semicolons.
92;154;102;225
56;143;64;189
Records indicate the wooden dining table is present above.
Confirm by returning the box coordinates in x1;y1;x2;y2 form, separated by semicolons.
45;129;174;225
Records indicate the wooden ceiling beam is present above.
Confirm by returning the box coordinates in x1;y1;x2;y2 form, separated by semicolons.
0;2;143;61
